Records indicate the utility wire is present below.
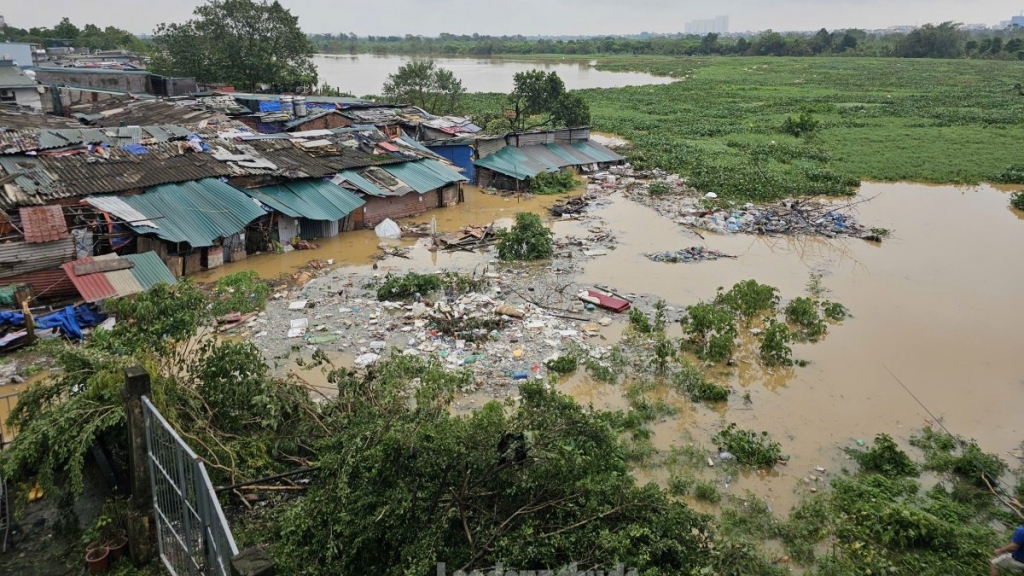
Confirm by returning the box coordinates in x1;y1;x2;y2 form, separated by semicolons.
882;364;1015;495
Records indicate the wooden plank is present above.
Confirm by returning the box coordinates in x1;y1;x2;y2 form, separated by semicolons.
73;259;135;276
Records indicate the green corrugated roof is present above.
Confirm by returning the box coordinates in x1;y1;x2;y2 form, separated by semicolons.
245;179;365;221
336;170;387;197
474;146;555;179
475;141;624;180
381;159;467;194
123;251;177;289
123;179;267;248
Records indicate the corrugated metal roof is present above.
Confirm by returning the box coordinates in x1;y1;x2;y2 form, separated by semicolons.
283;109;337;130
0;144;237;209
93;253;144;297
20;206;69;243
83;196;159;228
474;146;554;179
382;159;466;194
473;140;624;180
122;178;267;248
63;256;118;302
335;170;387;198
0;64;37;89
0;237;75;279
245;179;365;221
123;251;177;289
0;267;78;302
1;125;196;154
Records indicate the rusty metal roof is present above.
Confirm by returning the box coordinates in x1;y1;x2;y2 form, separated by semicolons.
0;143;235;209
0;237;75;279
62;256;118;302
94;254;143;297
70;96;226;128
19;206;69;243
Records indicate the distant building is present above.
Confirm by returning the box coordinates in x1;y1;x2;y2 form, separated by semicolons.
1011;15;1024;28
685;16;729;35
0;43;33;68
0;60;42;110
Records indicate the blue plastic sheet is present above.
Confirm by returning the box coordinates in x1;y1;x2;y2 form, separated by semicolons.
120;144;148;155
0;304;107;343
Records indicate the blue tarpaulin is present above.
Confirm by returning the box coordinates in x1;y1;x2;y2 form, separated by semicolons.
0;304;107;342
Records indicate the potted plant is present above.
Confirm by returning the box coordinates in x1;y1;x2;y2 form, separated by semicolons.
82;514;112;574
100;498;130;565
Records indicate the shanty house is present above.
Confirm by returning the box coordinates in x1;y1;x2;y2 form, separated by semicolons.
0;60;41;110
335;158;467;226
474;128;624;190
241;179;366;242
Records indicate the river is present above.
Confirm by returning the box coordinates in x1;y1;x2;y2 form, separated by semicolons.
314;54;674;96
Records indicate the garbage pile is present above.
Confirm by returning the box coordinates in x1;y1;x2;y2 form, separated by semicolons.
250;269;625;389
549;195;590;217
434;225;498;252
645;247;736;264
675;201;877;239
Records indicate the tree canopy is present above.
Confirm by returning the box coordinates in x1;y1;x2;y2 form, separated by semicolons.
381;60;466;114
1;17;145;52
506;70;592;132
151;0;317;91
896;22;965;59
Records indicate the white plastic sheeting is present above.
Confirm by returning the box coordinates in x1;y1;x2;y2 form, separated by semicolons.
374;218;401;239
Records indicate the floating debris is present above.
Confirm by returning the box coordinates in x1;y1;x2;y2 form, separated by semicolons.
645;247;736;263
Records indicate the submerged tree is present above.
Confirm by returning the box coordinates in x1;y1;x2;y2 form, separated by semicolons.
381;60;466;114
151;0;317;90
506;70;592;132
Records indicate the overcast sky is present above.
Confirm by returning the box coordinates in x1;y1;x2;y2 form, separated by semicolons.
3;0;1020;36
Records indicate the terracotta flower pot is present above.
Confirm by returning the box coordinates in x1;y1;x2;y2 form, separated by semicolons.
85;546;109;574
105;533;128;564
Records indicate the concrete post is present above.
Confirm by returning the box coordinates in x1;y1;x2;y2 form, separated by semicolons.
231;547;276;576
122;365;153;565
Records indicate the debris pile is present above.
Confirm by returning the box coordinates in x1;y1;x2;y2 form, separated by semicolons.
645;247;736;264
435;224;498;252
675;201;877;239
549;195;590;217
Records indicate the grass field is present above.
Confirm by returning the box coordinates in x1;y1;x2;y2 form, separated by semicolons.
462;57;1024;200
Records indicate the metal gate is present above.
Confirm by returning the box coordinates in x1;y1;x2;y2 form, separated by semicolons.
142;396;238;576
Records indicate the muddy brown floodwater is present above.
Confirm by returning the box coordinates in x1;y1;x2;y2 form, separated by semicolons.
214;181;1024;512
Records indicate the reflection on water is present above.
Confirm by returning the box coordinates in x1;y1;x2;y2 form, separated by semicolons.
314;54;675;95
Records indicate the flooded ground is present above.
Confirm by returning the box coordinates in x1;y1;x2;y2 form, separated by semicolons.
314;54;675;96
244;181;1024;512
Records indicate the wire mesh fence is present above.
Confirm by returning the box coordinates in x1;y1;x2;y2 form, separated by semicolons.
142;396;237;576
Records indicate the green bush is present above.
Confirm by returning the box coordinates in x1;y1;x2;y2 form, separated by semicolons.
529;170;579;195
648;181;671;195
668;475;695;496
545;355;578;374
716;280;780;321
673;362;730;403
1012;191;1024;210
781;111;821;137
693;480;721;503
759;321;793;366
497;212;554;261
210;271;272;316
785;297;827;341
375;272;443;301
712;423;783;468
846;433;919;478
681;302;737;363
910;427;1007;487
822;301;849;321
991;165;1024;185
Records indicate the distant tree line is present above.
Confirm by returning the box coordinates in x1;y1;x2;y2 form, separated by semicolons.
1;17;146;52
311;22;1024;60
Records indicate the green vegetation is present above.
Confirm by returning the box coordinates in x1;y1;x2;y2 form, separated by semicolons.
1;17;147;52
528;170;579;195
647;181;671;195
846;433;919;478
673;362;730;403
496;212;554;261
781;111;821;138
759;321;794;366
910;426;1007;487
462;56;1024;200
1012;191;1024;211
693;480;721;503
310;23;1024;60
544;354;578;374
712;423;783;468
506;70;592;132
209;271;272;316
822;300;849;321
785;297;828;341
381;60;465;114
374;271;487;301
152;0;317;90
